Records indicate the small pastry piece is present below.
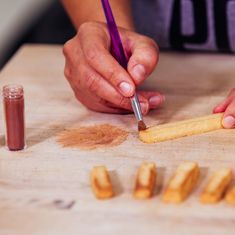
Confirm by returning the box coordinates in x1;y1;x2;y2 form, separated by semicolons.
163;162;199;203
200;168;232;204
139;113;223;143
133;162;157;199
225;186;235;205
90;166;114;199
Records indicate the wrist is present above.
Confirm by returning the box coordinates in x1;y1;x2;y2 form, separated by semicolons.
62;0;135;31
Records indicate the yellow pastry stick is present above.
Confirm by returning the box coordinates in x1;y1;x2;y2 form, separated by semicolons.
139;113;223;143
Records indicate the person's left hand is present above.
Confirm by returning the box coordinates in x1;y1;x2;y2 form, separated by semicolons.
213;88;235;129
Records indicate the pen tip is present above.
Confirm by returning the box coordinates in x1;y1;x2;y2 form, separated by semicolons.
138;120;147;131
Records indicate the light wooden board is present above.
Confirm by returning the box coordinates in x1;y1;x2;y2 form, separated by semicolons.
0;45;235;235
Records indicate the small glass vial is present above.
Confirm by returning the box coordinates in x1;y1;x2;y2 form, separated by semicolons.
3;85;25;151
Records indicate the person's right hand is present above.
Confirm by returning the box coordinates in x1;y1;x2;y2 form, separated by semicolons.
63;21;165;114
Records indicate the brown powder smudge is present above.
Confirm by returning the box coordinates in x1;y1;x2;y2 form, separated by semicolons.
57;124;128;150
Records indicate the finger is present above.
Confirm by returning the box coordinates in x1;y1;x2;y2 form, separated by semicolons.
74;89;131;114
104;102;133;114
213;88;235;114
222;100;235;129
137;91;165;109
65;41;134;112
135;94;150;115
63;37;81;65
105;90;164;115
63;33;133;114
127;36;159;85
79;28;135;97
104;92;150;115
71;59;151;114
77;63;135;111
65;45;141;113
213;98;231;113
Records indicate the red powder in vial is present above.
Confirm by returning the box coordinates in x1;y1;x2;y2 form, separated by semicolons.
3;85;25;151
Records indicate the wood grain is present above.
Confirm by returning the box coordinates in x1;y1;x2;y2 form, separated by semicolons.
0;45;235;235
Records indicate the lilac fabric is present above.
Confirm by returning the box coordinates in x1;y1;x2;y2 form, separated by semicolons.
132;0;235;53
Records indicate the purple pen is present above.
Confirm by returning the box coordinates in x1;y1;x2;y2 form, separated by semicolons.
101;0;147;131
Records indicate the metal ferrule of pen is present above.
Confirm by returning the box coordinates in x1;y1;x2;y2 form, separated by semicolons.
131;94;143;122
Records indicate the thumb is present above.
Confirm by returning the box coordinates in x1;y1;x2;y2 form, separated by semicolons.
127;36;159;85
222;100;235;129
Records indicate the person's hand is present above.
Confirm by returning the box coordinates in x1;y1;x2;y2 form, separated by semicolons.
213;88;235;128
63;21;165;114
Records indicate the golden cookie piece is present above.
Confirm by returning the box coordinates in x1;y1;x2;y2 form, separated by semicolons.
133;162;157;199
90;166;114;199
163;162;199;203
200;168;232;204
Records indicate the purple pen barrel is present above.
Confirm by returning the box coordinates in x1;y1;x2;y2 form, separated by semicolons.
101;0;128;69
101;0;146;129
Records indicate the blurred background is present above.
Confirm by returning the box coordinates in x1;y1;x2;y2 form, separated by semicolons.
0;0;75;69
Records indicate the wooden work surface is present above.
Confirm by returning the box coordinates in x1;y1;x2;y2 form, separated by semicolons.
0;45;235;235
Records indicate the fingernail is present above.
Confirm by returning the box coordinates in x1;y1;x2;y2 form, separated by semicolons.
119;82;134;96
222;115;235;129
149;95;165;107
132;64;146;83
140;102;148;114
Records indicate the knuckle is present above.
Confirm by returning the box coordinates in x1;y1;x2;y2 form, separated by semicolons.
148;38;158;47
231;99;235;105
78;21;99;36
63;37;82;64
146;48;158;68
118;96;130;109
147;49;158;62
226;106;235;115
107;68;118;85
63;40;73;57
70;82;77;92
146;37;159;52
140;49;158;69
84;45;100;64
144;39;159;61
141;36;158;48
134;41;159;68
64;66;71;79
75;92;88;106
226;99;235;111
87;99;105;113
63;59;72;79
228;88;235;98
78;22;91;34
84;71;99;93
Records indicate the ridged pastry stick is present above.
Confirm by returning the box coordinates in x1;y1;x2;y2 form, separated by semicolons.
200;168;232;204
163;162;199;203
225;186;235;205
90;166;114;199
139;113;224;143
133;162;157;199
